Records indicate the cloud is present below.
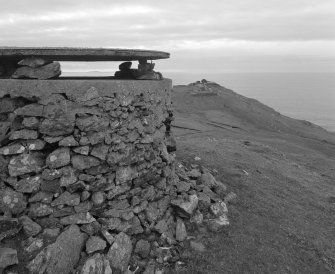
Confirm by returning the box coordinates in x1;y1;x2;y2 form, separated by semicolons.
0;5;158;25
1;0;334;44
0;0;334;73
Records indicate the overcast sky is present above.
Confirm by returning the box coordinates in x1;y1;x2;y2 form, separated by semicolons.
0;0;334;74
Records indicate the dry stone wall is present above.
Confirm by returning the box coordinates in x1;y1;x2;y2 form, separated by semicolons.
0;79;234;274
0;79;172;220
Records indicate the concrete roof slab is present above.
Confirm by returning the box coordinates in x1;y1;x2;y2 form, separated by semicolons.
0;47;170;62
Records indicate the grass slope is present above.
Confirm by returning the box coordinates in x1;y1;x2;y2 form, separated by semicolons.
171;83;335;274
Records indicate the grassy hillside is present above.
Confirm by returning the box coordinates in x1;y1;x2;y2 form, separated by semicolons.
171;82;335;273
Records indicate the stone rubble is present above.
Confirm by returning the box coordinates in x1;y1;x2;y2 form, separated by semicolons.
0;75;237;274
12;60;61;80
0;56;62;79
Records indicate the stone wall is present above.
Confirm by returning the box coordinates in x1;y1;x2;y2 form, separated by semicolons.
0;78;173;216
0;78;233;274
0;79;173;270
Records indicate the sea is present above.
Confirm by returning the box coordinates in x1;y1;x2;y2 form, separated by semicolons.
63;71;335;133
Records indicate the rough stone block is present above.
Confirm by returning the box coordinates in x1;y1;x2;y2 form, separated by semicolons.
39;116;75;136
76;115;109;132
71;155;100;170
14;103;44;116
46;147;71;169
107;232;132;272
0;187;27;214
8;153;44;177
27;225;85;274
12;62;61;79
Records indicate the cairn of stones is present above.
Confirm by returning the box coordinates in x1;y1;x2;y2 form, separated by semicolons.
188;79;218;96
0;48;236;274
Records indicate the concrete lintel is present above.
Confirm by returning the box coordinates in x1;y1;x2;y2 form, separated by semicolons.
0;78;172;99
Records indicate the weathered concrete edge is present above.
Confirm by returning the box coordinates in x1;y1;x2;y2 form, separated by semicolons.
0;47;170;62
0;79;172;99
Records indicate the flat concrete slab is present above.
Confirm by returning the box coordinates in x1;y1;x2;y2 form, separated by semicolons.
0;47;170;62
0;78;172;99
